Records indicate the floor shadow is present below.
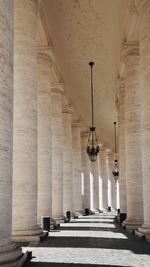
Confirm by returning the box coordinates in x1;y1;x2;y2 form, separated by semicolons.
37;236;150;255
23;262;132;267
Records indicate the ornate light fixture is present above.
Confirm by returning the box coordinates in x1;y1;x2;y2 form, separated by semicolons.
86;62;100;162
112;122;119;181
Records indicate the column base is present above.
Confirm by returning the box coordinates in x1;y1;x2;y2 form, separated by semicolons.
138;224;150;242
118;213;127;225
12;225;43;242
122;219;142;230
72;210;83;217
0;241;24;267
53;216;64;224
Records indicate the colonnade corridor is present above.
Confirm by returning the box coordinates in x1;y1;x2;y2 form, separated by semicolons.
22;213;150;267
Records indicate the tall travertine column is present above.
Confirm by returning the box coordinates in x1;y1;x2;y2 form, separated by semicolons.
81;132;91;211
117;78;127;217
72;122;82;213
62;105;73;214
123;43;143;229
51;84;64;220
0;1;23;264
90;161;99;211
135;0;150;240
13;0;42;241
99;145;107;211
37;48;52;224
106;149;113;209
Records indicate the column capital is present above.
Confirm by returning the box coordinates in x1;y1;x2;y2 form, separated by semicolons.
37;46;55;64
99;143;106;152
121;42;139;60
81;131;89;138
72;120;81;128
62;104;73;114
105;148;113;155
51;83;64;94
135;0;150;10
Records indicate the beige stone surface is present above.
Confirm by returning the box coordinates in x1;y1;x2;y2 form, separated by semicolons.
90;161;99;211
62;106;73;214
122;43;143;229
81;132;91;210
117;78;127;214
72;122;82;213
0;0;22;264
51;84;64;219
106;150;114;209
135;0;150;239
39;0;130;146
13;0;42;241
99;145;107;210
37;48;52;224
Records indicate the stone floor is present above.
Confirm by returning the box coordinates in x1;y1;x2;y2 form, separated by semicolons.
23;212;150;267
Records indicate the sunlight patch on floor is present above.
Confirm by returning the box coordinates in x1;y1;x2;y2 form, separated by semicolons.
49;230;128;239
61;223;116;228
22;247;150;266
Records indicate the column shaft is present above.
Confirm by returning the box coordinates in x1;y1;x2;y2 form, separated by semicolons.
136;0;150;240
0;0;22;264
13;0;42;241
123;43;143;229
99;146;107;211
81;133;91;211
106;150;113;210
37;49;52;224
118;78;127;215
72;122;82;214
62;106;73;214
90;161;99;211
51;85;63;220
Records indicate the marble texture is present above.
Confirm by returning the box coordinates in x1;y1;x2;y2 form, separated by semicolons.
51;84;64;220
90;161;99;211
99;145;107;211
122;43;143;229
37;48;52;224
72;122;82;213
0;0;23;264
13;0;42;241
81;132;91;211
135;0;150;241
117;78;127;214
106;150;114;209
62;106;73;214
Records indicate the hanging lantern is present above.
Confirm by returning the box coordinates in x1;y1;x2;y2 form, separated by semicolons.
112;122;119;181
86;62;100;162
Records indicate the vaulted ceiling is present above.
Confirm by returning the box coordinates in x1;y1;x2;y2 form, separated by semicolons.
38;0;134;149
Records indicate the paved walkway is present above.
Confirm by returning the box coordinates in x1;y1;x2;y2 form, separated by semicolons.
23;212;150;267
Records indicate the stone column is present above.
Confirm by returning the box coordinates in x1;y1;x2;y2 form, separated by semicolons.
0;1;23;264
122;43;143;229
135;0;150;240
62;105;73;214
37;48;52;224
51;84;64;220
90;161;99;211
117;78;127;221
106;149;113;210
72;122;82;214
99;145;107;211
13;0;42;241
81;132;91;211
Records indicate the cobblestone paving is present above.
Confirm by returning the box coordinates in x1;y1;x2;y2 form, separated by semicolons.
23;212;150;267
